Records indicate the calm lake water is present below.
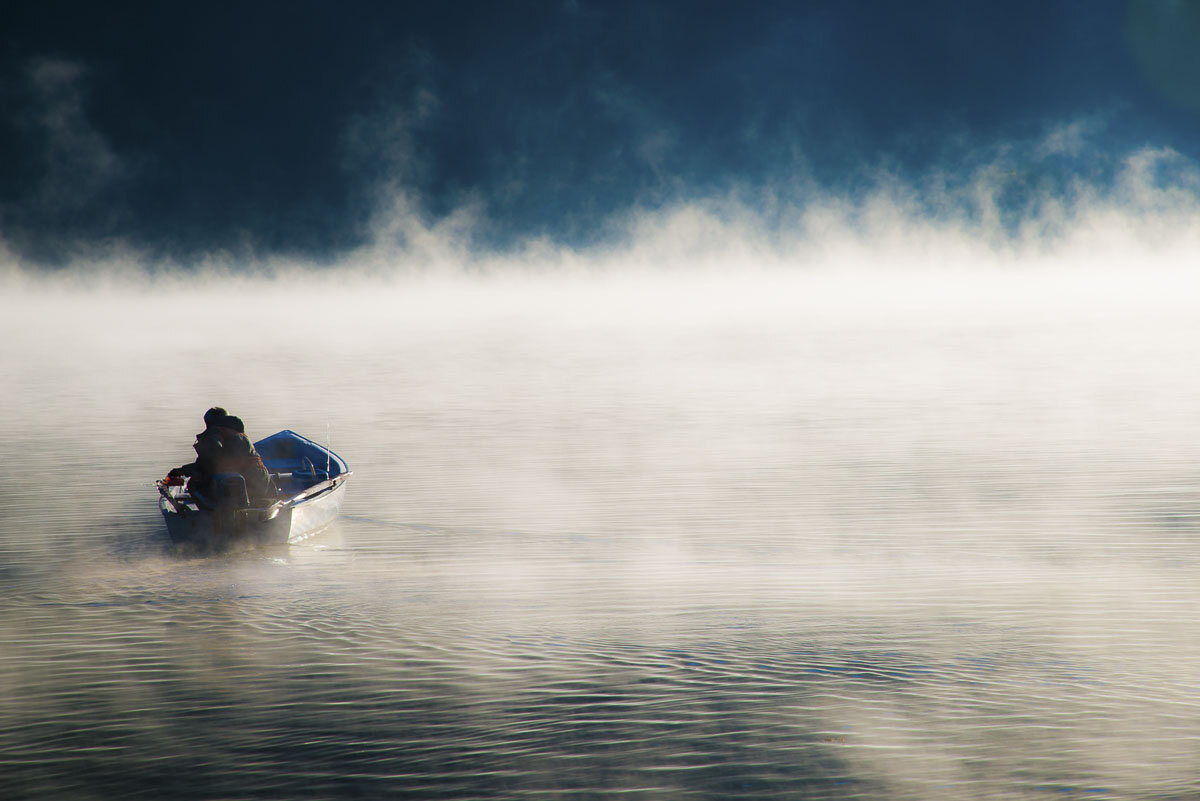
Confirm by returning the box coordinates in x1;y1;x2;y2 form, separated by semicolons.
3;269;1200;799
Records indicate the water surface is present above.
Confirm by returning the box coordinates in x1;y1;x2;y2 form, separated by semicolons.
2;270;1199;799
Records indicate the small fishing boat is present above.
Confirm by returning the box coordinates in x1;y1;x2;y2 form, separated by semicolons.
158;429;351;547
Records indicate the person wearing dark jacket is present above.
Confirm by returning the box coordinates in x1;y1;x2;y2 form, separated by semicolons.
168;407;272;503
167;407;228;492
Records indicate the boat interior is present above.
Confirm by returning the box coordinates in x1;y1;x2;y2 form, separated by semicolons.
254;430;348;496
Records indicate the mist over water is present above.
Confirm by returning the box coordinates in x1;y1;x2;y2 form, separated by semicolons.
4;203;1200;799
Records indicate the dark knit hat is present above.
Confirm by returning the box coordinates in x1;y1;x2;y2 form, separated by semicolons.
203;407;228;427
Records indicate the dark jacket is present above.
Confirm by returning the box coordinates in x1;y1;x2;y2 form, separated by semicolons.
171;426;272;503
212;427;271;502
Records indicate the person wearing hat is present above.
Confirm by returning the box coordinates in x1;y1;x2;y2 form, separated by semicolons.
167;407;270;503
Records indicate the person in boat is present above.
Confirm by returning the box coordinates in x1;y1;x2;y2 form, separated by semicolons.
166;406;228;493
167;407;272;504
213;415;272;503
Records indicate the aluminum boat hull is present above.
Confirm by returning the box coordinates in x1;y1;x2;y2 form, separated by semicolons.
158;429;351;548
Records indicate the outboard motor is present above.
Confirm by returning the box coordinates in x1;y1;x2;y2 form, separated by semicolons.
211;473;250;538
212;473;250;509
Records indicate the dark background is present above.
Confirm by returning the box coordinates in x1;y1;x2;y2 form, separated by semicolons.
3;0;1198;266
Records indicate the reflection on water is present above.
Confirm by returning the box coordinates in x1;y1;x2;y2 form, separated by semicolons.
2;271;1200;799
